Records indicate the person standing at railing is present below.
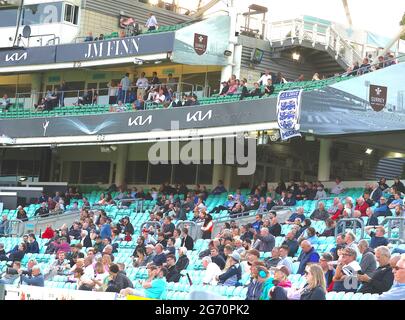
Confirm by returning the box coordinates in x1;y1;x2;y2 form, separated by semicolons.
119;73;131;103
136;72;149;99
145;13;159;31
59;80;67;107
257;70;272;86
107;81;118;105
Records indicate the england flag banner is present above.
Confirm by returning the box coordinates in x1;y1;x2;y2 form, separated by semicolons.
276;90;303;141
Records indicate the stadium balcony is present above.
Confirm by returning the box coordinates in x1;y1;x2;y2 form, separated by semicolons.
0;75;352;120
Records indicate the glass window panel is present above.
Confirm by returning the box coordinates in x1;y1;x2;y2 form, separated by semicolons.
127;161;148;184
81;162;110;184
149;164;172;184
173;164;197;185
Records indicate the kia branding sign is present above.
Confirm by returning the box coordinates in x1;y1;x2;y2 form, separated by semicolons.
128;115;153;127
186;110;213;122
5;52;28;62
369;85;387;112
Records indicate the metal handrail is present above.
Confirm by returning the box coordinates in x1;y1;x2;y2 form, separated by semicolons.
13;81;201;110
175;221;199;240
335;218;364;240
380;217;405;244
139;221;162;234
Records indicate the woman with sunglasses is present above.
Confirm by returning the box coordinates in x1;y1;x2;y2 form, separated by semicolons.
300;264;327;300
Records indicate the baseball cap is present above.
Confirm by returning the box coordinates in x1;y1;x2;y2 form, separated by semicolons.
230;251;241;262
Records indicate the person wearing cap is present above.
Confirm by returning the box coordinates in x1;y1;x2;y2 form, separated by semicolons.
216;251;242;286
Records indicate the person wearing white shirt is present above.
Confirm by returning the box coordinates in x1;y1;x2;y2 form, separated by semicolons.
153;88;166;104
257;70;272;86
331;177;346;195
277;245;293;274
136;72;149;98
202;256;221;285
145;13;158;31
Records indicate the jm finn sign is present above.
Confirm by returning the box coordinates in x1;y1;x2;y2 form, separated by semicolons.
55;32;175;63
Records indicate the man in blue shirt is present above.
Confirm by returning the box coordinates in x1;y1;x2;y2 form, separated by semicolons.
373;197;391;218
100;217;112;240
287;207;306;224
388;192;403;209
365;226;389;249
297;240;320;275
19;265;44;287
152;244;167;266
251;214;263;233
284;192;297;206
379;256;405;300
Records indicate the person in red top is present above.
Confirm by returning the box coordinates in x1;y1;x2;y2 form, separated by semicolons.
354;197;369;217
42;224;55;239
331;203;345;221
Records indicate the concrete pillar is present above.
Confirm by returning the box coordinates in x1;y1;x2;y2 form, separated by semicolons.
212;164;225;187
30;73;43;109
224;165;234;191
317;139;332;182
114;145;129;186
220;0;238;84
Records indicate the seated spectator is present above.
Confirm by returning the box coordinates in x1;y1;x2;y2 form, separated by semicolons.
202;256;221;285
211;180;227;195
370;183;383;204
132;94;145;110
210;247;226;270
175;247;189;272
310;202;329;221
283;191;296;206
0;261;21;284
250;82;263;98
16;206;28;222
217;251;242;286
365;226;389;249
358;246;394;294
226;79;238;95
268;212;281;237
165;254;181;283
19;265;44;287
276;245;293;274
105;263;133;293
0;94;12;112
318;217;336;237
297;240;320;275
264;79;274;95
358;57;371;75
300;264;326;300
253;227;275;253
332;247;362;292
7;242;26;262
345;231;360;257
26;233;40;254
330;177;346;195
312;73;321;81
389;192;403;209
319;252;335;291
220;81;230;96
282;231;299;258
378;254;405;300
358;240;377;277
314;185;327;200
84;32;94;42
264;247;281;268
304;227;319;245
392;177;405;194
330;233;346;261
287;207;306;224
355;197;369;217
